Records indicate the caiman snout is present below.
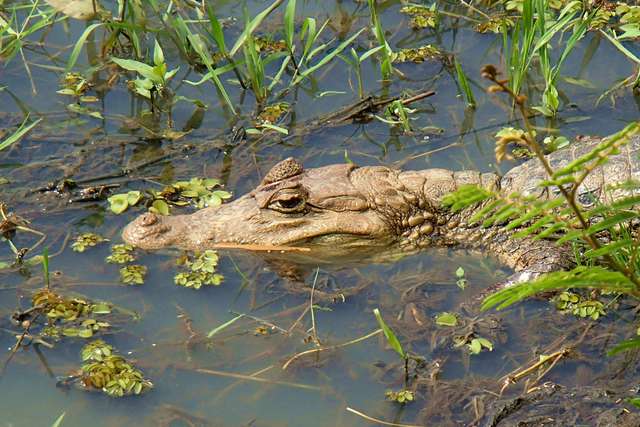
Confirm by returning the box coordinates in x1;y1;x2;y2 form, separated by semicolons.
122;212;184;250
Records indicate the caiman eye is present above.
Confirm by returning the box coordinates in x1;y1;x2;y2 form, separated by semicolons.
269;194;306;213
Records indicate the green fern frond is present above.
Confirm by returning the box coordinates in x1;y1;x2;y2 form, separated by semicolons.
441;184;493;212
584;239;635;259
481;266;637;311
552;122;640;179
585;211;638;235
588;194;640;217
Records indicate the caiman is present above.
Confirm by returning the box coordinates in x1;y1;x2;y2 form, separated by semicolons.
123;135;640;286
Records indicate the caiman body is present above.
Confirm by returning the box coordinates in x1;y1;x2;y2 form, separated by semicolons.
123;135;640;282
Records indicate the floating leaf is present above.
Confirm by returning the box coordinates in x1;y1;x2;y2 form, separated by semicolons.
80;340;153;397
150;199;170;215
106;244;135;264
435;312;458;327
468;338;482;354
72;232;106;252
385;389;415;404
108;194;129;215
120;265;147;285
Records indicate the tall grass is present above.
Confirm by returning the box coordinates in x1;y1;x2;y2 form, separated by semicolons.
502;0;590;116
367;0;393;81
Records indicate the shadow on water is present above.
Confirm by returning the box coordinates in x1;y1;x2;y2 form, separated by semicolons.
1;0;640;426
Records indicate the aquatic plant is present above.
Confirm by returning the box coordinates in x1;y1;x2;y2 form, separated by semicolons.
554;291;606;320
32;288;113;339
108;191;142;215
501;0;590;116
385;389;415;404
174;250;224;289
120;265;147;285
391;45;440;64
455;266;468;289
112;39;179;113
339;46;383;99
457;336;494;354
106;244;136;264
377;100;416;133
367;0;393;81
71;233;106;253
80;340;153;397
400;4;439;30
435;312;458;327
454;59;476;108
0;114;42;152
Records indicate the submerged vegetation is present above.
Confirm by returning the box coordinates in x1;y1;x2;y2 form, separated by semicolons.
0;0;639;424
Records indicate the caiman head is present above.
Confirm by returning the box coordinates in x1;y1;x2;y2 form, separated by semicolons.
122;158;427;254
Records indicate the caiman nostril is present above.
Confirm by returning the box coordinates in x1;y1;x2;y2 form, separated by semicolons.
140;213;159;227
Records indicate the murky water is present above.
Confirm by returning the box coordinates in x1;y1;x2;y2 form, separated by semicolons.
1;1;640;426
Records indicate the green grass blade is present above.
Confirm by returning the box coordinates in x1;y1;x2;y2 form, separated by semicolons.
207;314;244;338
367;0;392;79
293;27;365;85
600;29;640;65
454;58;475;107
373;308;405;359
51;412;66;427
229;0;286;56
187;33;236;115
206;6;227;52
608;338;640;356
284;0;296;50
268;55;291;91
42;247;50;289
1;114;42;151
66;22;103;71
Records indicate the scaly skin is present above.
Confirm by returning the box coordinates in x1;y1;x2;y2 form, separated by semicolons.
122;135;640;284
